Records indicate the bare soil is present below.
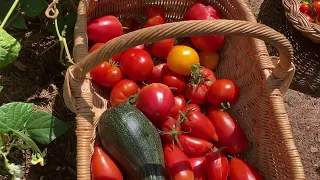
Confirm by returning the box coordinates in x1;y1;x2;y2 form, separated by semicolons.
0;0;319;179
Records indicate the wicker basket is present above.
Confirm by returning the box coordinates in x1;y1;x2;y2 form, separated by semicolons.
63;0;306;179
282;0;320;43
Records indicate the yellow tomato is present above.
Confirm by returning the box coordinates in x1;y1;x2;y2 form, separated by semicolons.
167;45;200;76
199;51;219;70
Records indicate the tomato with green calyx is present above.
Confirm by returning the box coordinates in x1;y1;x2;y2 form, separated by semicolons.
149;38;175;58
205;147;229;180
120;49;154;81
229;158;263;180
91;146;123;180
188;157;207;180
110;79;139;107
199;51;219;70
90;60;124;89
167;45;200;76
87;16;123;43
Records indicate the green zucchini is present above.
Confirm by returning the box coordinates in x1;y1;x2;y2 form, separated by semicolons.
98;103;165;180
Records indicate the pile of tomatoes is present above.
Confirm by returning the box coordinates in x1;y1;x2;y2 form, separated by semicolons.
299;0;320;23
88;2;263;180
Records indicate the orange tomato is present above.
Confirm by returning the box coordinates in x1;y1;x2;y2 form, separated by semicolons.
167;45;199;76
199;51;219;70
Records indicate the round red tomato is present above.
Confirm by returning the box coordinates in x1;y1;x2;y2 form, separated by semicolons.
120;49;154;81
87;16;123;43
89;43;122;63
300;2;311;13
229;158;263;180
207;106;248;155
188;157;207;180
146;5;166;19
145;63;169;84
144;15;165;27
303;13;314;23
149;39;175;58
162;70;186;93
312;1;320;15
178;134;213;157
110;79;139;107
184;65;216;105
136;83;175;122
190;35;225;52
170;95;187;118
157;117;182;142
90;61;124;89
91;146;123;180
205;148;229;180
130;44;147;51
121;18;138;34
206;79;239;107
164;143;194;180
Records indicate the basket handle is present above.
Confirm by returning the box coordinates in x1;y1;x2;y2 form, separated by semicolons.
71;20;294;82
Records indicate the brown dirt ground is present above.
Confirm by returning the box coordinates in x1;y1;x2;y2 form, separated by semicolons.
0;0;319;179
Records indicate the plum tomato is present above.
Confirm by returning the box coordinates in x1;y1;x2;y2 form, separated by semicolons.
178;134;213;157
229;158;263;180
170;95;187;118
188;157;207;180
205;148;229;180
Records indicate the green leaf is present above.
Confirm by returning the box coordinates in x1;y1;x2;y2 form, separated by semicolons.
0;0;27;29
0;85;3;93
12;130;41;153
25;111;70;144
0;102;35;133
21;0;47;17
0;29;22;68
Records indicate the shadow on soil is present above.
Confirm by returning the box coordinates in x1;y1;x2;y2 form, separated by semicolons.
257;0;320;97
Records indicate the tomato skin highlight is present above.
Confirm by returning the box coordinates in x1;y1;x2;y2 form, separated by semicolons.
170;95;187;118
136;83;175;122
110;79;139;107
229;158;263;180
91;146;123;180
206;79;239;106
149;39;175;58
188;157;207;180
120;49;154;81
178;134;213;157
87;16;123;43
205;149;229;180
207;106;248;155
164;143;194;180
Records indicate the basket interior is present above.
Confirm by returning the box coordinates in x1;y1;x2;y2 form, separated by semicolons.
84;0;298;179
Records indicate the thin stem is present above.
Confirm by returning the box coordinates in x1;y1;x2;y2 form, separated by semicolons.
4;137;17;156
0;0;20;29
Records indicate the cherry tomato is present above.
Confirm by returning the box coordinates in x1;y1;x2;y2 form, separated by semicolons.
120;49;154;81
199;51;219;70
146;5;166;19
184;65;216;105
229;158;263;180
188;157;207;180
178;134;213;157
303;13;314;23
164;143;194;180
145;63;169;84
205;148;229;180
89;43;122;62
184;3;221;20
90;61;124;89
144;15;165;27
170;95;187;118
149;38;175;58
136;83;175;122
207;106;248;155
87;16;123;43
191;35;225;53
300;2;311;13
312;1;320;16
110;79;139;107
167;45;200;76
180;104;219;141
162;70;186;93
122;18;138;34
91;146;123;180
206;79;239;107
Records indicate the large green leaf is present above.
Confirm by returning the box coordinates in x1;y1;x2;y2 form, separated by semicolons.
21;0;47;17
0;29;22;68
25;111;70;144
0;102;35;133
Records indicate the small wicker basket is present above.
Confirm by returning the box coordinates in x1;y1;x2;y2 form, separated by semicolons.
63;0;306;179
283;0;320;43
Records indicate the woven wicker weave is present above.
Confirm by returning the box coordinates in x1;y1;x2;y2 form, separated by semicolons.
282;0;320;43
63;0;306;179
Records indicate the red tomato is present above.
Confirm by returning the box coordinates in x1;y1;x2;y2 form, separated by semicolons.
90;61;124;89
180;104;219;141
162;70;186;93
184;3;221;20
312;1;320;16
136;83;175;122
91;146;123;180
149;39;175;58
178;134;213;157
130;44;147;51
303;13;314;23
188;157;207;180
146;5;166;19
157;117;182;142
89;43;122;63
206;79;239;107
120;49;154;81
170;95;187;118
87;16;123;43
110;79;139;107
184;65;216;105
207;106;248;155
145;63;169;84
190;35;225;52
164;143;194;180
205;148;229;180
229;158;263;180
122;18;138;34
182;103;201;113
144;15;165;27
300;2;311;13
